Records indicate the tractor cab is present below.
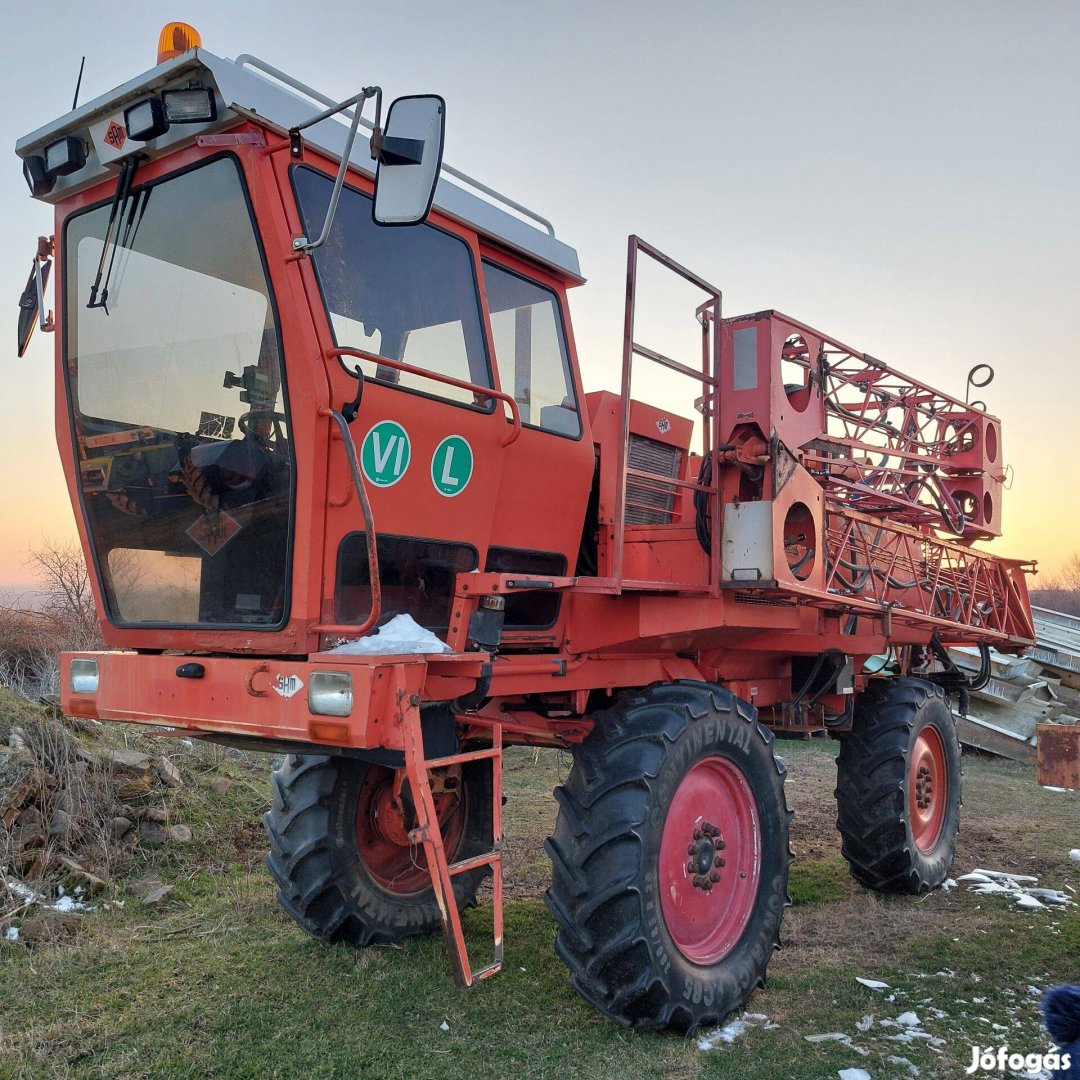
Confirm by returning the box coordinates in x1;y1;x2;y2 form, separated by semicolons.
16;29;594;658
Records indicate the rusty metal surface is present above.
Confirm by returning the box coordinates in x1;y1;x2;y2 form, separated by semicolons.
1037;723;1080;790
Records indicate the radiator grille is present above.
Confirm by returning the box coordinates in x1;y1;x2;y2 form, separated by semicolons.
626;435;681;525
733;591;797;607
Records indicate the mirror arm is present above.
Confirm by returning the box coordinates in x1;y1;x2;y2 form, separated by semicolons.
290;86;382;255
34;250;54;334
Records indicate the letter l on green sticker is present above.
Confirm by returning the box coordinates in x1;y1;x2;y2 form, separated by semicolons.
431;435;473;496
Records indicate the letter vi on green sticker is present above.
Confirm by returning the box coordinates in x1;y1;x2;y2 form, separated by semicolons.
361;421;411;487
431;435;473;496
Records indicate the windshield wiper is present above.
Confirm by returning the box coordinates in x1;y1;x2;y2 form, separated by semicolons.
86;153;143;312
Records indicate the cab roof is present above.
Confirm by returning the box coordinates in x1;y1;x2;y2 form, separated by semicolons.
15;49;583;282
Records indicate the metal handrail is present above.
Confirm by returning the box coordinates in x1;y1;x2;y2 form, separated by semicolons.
613;235;723;595
234;54;556;236
329;346;522;447
313;407;382;638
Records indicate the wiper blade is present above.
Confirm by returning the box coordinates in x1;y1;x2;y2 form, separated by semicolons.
86;153;142;312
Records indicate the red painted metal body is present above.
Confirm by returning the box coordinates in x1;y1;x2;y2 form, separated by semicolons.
37;95;1034;986
51;126;1034;738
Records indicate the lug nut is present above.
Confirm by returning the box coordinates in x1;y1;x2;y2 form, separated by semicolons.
714;855;725;868
686;860;696;874
687;843;697;856
693;828;702;840
716;839;726;850
709;870;720;882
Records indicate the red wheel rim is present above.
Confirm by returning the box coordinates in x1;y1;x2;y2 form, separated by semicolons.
909;725;947;853
659;756;762;965
354;766;465;893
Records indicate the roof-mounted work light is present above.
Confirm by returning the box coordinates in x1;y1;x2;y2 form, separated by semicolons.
125;97;169;142
22;155;53;197
43;136;86;177
162;87;216;123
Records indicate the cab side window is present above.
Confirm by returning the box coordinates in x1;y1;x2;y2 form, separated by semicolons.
483;262;580;437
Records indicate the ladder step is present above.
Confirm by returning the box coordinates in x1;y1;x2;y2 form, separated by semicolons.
448;850;501;876
471;961;502;982
423;747;500;769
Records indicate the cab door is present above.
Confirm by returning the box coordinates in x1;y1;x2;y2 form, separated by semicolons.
478;254;594;642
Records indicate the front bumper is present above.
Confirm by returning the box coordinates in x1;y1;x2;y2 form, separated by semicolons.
60;650;486;751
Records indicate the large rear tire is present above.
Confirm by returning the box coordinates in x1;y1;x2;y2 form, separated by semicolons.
836;677;961;894
264;754;492;945
545;681;792;1034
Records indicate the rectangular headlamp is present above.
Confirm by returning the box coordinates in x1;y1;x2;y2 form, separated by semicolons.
70;658;100;695
162;88;216;123
43;136;86;177
308;671;353;717
125;96;169;142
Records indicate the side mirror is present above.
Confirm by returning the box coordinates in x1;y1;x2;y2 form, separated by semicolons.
17;238;54;357
372;95;445;227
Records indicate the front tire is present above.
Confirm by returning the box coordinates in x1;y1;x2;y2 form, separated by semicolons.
836;677;961;893
264;754;492;945
545;681;792;1033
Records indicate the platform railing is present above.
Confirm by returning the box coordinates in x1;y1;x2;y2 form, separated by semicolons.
610;236;723;595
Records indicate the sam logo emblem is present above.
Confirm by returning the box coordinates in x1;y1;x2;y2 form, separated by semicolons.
272;674;304;699
360;420;411;488
430;435;473;497
104;121;126;150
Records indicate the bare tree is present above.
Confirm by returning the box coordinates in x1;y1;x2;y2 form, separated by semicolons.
26;538;101;650
1030;552;1080;617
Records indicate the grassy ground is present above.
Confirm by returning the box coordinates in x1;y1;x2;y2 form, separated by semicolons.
1;737;1077;1079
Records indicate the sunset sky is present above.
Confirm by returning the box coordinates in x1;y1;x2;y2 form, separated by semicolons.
2;1;1077;593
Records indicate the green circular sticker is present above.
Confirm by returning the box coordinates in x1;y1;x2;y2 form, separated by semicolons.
360;420;411;488
430;435;474;497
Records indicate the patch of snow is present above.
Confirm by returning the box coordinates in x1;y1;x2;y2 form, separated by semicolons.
805;1033;852;1045
940;878;957;892
4;927;18;942
327;614;452;656
1042;786;1070;793
856;1015;874;1032
49;895;97;913
838;1070;871;1080
439;1020;449;1032
697;1012;774;1050
895;1012;921;1028
856;977;890;991
4;880;40;905
1069;849;1080;863
1016;894;1045;911
698;1019;748;1049
971;869;1039;884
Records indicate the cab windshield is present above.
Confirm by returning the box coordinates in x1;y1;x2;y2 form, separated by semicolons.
63;155;292;627
292;166;492;407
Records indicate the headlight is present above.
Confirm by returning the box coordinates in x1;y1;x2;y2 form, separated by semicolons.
70;658;99;695
308;671;353;717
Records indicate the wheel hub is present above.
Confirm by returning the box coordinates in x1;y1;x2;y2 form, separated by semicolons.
355;766;466;893
659;756;762;965
908;725;948;854
685;821;727;891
